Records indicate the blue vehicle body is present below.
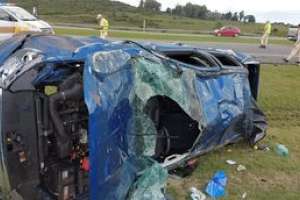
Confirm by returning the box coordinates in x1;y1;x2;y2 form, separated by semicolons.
0;34;267;200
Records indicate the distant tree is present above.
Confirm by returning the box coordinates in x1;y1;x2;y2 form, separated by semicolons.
184;3;195;18
166;7;172;14
207;10;223;20
239;10;245;21
171;3;208;19
197;5;208;19
224;12;233;20
248;15;256;23
138;0;144;8
232;12;239;21
144;0;161;12
244;15;256;23
173;5;185;16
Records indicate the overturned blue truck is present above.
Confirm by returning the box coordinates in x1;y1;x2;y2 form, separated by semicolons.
0;34;267;200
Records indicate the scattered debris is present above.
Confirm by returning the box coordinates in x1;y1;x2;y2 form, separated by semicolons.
275;144;289;157
237;165;247;172
242;192;248;199
190;187;206;200
226;160;246;172
255;144;270;151
226;160;237;165
169;158;199;178
205;171;227;199
260;178;267;182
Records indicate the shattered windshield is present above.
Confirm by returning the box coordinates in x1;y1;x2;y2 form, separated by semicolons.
86;48;207;199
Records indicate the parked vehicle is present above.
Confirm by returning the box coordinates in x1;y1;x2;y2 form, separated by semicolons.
287;26;298;41
0;4;53;39
0;33;267;200
214;26;241;37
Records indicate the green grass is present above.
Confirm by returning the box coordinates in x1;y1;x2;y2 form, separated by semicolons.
16;0;288;37
167;65;300;200
54;27;293;45
48;13;287;36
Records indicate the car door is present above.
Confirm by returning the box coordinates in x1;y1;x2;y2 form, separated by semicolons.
226;27;234;36
0;8;16;38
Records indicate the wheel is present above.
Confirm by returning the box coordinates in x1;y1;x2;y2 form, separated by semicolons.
234;33;239;37
217;33;222;37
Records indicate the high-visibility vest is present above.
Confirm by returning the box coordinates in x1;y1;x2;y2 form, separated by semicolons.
100;18;109;31
264;23;272;34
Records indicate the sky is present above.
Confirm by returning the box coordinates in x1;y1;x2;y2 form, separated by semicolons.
116;0;300;24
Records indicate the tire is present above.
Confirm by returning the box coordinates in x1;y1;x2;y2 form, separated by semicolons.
234;33;239;37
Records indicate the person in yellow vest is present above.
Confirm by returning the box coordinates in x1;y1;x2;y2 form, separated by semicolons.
284;24;300;65
96;14;109;39
260;21;272;48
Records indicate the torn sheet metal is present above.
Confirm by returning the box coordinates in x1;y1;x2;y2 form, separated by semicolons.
84;50;161;200
0;34;267;200
84;46;267;199
84;49;202;199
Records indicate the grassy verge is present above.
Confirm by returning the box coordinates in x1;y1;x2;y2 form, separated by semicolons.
16;0;288;37
45;13;287;37
54;27;293;45
167;65;300;200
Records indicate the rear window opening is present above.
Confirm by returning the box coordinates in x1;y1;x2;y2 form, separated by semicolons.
162;51;217;68
210;53;242;67
161;50;242;68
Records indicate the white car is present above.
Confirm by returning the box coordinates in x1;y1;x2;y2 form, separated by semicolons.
0;5;54;40
287;26;298;41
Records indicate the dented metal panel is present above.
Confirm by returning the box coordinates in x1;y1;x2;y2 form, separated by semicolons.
84;46;267;199
0;34;267;200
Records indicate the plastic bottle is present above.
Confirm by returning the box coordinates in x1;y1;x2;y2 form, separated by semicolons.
275;144;289;157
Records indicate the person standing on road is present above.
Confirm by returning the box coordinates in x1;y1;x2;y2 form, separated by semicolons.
96;14;109;39
260;21;272;48
32;7;38;17
284;24;300;65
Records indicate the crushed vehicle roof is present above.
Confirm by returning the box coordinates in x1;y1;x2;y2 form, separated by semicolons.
0;34;267;200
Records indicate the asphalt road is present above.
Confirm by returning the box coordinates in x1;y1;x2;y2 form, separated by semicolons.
1;34;297;64
113;37;296;64
191;42;296;64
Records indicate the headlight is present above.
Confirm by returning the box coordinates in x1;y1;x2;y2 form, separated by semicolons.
0;49;43;88
41;28;55;34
